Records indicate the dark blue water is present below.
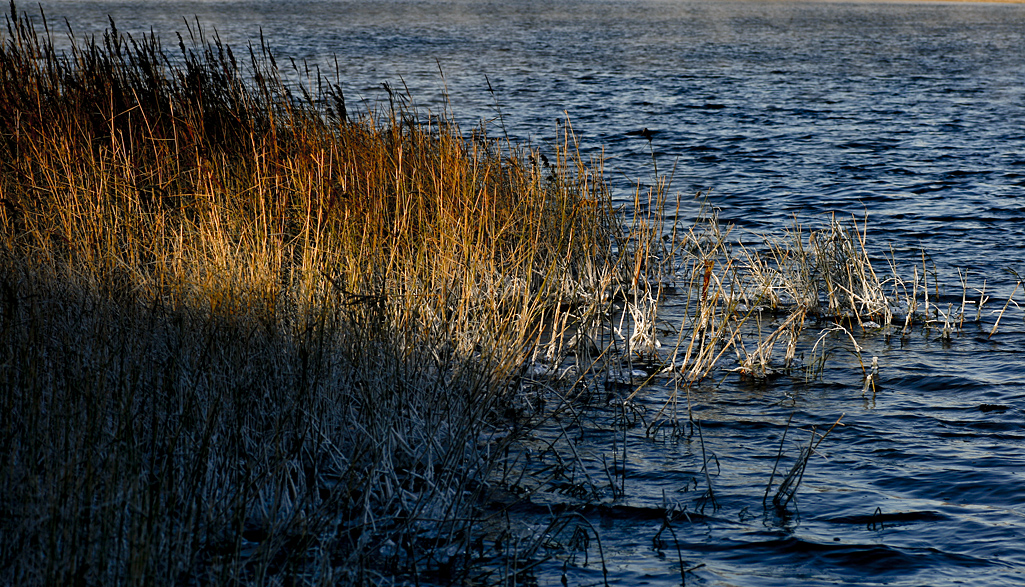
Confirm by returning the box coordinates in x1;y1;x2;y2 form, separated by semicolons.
30;1;1025;584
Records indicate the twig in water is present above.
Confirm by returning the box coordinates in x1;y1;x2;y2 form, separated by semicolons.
772;426;815;510
694;420;719;512
764;412;793;508
553;512;610;587
974;279;989;323
626;127;660;177
652;490;702;586
861;356;879;397
989;281;1021;338
765;413;844;510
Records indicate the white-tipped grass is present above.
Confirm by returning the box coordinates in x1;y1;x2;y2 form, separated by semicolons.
806;324;867;382
738;215;894;322
628;206;970;434
0;4;997;583
988;273;1022;339
729;214;904;380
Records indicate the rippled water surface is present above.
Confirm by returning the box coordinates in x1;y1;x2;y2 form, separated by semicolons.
32;0;1025;584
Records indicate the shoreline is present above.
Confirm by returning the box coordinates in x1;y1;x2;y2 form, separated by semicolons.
734;0;1025;4
821;0;1025;4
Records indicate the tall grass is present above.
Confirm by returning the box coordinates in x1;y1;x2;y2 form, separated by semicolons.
0;2;970;584
0;4;629;584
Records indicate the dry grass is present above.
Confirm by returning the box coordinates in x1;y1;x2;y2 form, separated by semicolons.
0;3;970;584
0;5;630;584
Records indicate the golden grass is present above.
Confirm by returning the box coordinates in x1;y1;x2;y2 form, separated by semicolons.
0;5;631;583
0;2;972;584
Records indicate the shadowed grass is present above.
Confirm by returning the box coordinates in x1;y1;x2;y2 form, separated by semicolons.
0;3;977;585
0;4;628;584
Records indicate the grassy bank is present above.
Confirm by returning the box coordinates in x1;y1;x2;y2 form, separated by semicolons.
0;3;986;585
0;4;637;584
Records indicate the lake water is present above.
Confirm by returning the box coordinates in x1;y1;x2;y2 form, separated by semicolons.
28;0;1025;585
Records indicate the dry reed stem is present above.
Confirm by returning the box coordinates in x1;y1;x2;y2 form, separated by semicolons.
0;4;976;583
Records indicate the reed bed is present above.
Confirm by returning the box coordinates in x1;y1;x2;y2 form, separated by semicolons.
0;5;631;584
0;3;970;585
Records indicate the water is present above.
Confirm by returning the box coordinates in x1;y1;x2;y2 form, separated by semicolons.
27;1;1025;584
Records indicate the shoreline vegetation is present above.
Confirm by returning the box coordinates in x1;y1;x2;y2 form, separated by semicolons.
0;3;1009;585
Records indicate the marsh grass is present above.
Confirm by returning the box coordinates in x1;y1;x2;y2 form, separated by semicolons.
0;4;632;584
0;3;980;584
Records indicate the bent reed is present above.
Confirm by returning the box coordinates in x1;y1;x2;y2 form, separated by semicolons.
0;3;966;585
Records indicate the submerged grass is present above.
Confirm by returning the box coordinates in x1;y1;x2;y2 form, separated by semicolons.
0;3;984;585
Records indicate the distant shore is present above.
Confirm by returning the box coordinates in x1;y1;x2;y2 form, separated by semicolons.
800;0;1025;4
733;0;1025;5
821;0;1025;3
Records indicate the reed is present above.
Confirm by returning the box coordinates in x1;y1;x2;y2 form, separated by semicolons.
0;3;972;584
0;4;630;584
726;214;909;380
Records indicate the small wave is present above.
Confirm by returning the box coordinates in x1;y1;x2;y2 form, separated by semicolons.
819;509;949;527
889;373;984;393
708;534;993;575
